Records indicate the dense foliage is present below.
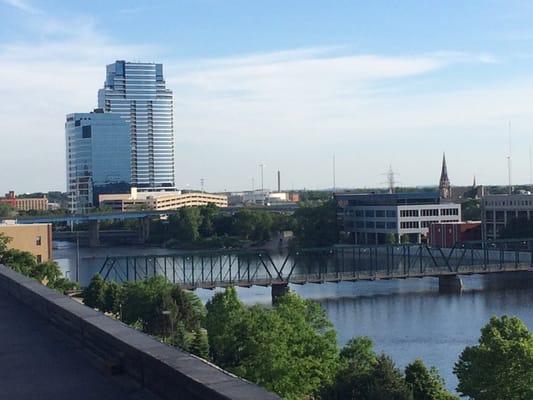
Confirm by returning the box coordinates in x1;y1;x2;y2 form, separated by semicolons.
291;200;338;247
461;198;481;221
454;316;533;400
500;218;533;239
149;204;293;248
322;337;457;400
83;275;207;356
206;289;338;399
0;233;76;292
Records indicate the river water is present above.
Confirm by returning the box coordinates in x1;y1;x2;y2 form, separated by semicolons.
53;241;533;392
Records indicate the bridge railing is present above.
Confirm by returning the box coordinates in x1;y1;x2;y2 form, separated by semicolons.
98;242;533;288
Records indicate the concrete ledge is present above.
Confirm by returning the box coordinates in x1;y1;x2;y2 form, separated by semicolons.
0;264;280;400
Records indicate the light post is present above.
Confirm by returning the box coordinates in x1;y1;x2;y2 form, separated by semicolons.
162;310;174;339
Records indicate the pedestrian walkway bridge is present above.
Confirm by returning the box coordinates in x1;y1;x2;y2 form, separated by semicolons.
99;240;533;297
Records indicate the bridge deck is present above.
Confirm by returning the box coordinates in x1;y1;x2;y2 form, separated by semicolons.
0;291;159;400
179;267;533;290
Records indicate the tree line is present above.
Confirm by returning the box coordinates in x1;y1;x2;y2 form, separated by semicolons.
82;274;533;400
148;200;339;249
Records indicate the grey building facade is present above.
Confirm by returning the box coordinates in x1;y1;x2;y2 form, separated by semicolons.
481;193;533;240
98;61;175;191
65;110;131;214
336;192;461;244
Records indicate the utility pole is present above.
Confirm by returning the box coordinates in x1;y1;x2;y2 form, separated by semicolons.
259;163;265;192
200;178;205;193
75;231;80;283
529;145;533;185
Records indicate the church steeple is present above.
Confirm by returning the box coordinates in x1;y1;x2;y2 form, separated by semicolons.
439;153;451;199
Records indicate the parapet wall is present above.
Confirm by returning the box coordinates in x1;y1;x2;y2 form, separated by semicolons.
0;264;280;400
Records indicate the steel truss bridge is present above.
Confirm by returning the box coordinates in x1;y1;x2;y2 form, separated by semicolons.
99;240;533;292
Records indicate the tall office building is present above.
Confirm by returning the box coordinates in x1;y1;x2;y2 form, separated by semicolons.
98;61;175;191
65;109;131;213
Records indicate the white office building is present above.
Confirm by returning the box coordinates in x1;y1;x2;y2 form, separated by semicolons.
336;192;461;244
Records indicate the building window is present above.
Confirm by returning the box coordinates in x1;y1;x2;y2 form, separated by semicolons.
386;222;397;229
421;209;439;216
365;210;375;218
440;208;459;216
400;221;419;229
36;255;42;263
82;125;92;138
386;210;396;218
36;236;42;246
400;209;419;217
375;210;385;218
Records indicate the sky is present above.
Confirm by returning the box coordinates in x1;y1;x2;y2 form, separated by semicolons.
2;0;533;194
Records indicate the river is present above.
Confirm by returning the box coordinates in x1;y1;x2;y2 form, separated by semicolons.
53;241;533;392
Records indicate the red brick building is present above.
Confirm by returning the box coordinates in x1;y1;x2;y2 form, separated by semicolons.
428;221;481;247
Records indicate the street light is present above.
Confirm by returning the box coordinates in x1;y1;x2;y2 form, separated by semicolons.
162;310;174;338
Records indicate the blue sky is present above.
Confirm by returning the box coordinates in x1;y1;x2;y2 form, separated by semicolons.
2;0;533;193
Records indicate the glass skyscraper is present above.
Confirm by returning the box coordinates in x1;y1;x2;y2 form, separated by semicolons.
98;61;175;191
65;110;131;213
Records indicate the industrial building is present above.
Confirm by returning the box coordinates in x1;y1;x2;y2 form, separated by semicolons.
0;191;49;212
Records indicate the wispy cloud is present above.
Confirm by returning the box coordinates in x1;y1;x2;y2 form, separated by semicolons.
2;0;39;13
0;5;529;193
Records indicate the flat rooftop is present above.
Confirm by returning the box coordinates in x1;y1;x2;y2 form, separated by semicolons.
0;291;159;400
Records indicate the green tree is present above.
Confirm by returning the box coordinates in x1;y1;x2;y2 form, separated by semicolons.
292;200;338;247
205;287;246;366
400;234;411;244
0;203;15;218
199;203;218;237
83;274;107;310
500;218;533;239
120;276;173;334
324;337;415;400
30;260;62;285
405;359;457;400
190;329;210;359
0;248;37;275
0;233;11;254
207;290;338;400
461;198;481;221
366;354;413;400
454;315;533;400
386;233;397;245
102;281;121;314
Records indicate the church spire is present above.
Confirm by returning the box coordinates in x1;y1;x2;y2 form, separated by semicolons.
439;153;451;199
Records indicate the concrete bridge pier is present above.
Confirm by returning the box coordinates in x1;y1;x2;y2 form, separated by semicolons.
137;216;151;243
88;220;100;247
438;275;463;293
271;283;290;304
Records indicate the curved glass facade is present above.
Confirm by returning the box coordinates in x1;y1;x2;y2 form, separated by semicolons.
98;61;175;190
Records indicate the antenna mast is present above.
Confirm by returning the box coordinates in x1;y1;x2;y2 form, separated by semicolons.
507;121;512;195
332;154;336;192
530;145;532;186
386;165;396;194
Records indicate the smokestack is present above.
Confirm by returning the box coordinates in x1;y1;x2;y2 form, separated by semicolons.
277;170;281;192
